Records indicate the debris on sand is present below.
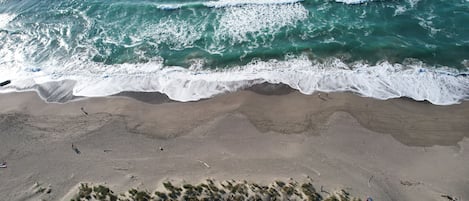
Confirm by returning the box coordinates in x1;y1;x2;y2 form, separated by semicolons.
72;144;81;154
441;194;458;201
80;107;89;115
197;160;210;168
400;180;422;186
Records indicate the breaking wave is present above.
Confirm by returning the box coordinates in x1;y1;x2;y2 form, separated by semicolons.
155;0;304;10
1;0;468;105
334;0;369;4
1;55;468;105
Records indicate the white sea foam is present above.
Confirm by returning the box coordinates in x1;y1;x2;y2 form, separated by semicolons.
142;17;204;50
0;13;16;29
335;0;419;5
156;4;186;10
408;0;421;8
1;55;468;105
154;0;303;10
0;1;468;105
204;0;303;8
335;0;369;4
214;3;308;44
150;2;309;52
0;2;307;75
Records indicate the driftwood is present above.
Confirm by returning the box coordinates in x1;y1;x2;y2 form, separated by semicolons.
400;180;422;186
198;160;210;168
72;144;81;154
320;186;330;195
441;194;458;201
80;107;89;115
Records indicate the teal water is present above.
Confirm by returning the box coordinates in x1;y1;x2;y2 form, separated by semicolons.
0;0;468;104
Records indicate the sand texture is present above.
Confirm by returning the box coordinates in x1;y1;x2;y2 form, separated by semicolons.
0;90;468;201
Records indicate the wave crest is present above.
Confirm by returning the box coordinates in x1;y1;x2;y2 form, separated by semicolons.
334;0;369;4
155;0;304;10
204;0;303;8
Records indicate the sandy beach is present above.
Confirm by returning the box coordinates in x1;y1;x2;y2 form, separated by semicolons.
0;88;468;200
2;0;469;200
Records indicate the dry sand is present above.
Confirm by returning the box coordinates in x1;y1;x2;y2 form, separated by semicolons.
0;89;468;200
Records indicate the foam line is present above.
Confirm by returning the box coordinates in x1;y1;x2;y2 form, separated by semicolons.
335;0;369;4
1;55;468;105
204;0;303;8
154;0;303;10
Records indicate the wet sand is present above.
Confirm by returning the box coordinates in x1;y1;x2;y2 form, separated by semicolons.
0;89;468;200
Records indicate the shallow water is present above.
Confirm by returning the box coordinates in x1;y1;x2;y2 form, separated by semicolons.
0;0;468;104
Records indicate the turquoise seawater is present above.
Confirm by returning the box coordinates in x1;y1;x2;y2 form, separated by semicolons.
0;0;468;104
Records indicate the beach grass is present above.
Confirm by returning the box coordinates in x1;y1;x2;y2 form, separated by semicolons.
70;179;361;201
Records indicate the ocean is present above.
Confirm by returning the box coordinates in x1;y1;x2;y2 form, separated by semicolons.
0;0;468;104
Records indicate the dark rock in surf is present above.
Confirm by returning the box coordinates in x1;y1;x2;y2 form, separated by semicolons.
0;80;11;87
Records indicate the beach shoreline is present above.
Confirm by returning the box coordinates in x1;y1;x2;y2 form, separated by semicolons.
0;90;468;200
2;0;469;200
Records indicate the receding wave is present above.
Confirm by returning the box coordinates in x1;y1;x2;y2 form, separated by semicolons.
1;55;468;105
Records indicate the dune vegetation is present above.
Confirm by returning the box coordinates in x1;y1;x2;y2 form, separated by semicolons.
71;179;362;201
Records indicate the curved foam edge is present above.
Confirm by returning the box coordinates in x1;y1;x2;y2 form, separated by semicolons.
1;56;468;105
0;80;82;103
